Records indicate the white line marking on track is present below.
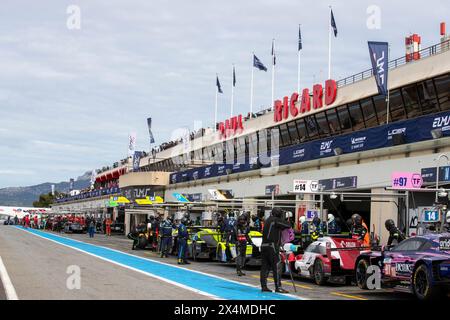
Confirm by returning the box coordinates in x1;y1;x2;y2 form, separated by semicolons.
0;256;19;300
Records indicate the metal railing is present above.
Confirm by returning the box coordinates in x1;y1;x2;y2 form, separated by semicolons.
336;39;450;88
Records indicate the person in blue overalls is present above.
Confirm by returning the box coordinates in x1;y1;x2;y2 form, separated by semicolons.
177;217;191;265
160;215;175;258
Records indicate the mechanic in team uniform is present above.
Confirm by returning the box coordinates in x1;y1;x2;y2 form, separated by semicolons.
351;214;370;246
260;207;291;293
299;216;309;235
310;216;324;241
177;217;190;265
224;211;237;262
327;214;341;234
251;215;261;232
385;219;406;246
160;215;175;258
230;215;252;276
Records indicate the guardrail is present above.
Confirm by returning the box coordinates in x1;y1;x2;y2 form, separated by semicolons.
336;39;450;88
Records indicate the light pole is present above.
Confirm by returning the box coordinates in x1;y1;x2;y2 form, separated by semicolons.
435;154;450;202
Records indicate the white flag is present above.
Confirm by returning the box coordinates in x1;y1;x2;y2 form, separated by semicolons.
90;169;96;186
128;132;137;157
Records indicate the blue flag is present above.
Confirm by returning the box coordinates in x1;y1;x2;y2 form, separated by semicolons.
368;41;389;97
147;117;155;144
331;9;338;37
271;40;276;66
232;66;236;87
298;25;303;51
253;54;267;71
216;75;223;93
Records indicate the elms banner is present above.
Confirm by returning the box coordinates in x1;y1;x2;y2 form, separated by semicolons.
147;117;155;145
133;151;143;171
368;41;389;96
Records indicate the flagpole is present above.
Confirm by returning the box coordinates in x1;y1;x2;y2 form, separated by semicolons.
386;45;391;124
250;53;254;116
297;35;301;93
231;64;234;117
215;74;218;132
328;5;332;80
271;39;275;110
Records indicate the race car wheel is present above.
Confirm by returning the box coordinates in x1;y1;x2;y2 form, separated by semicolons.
313;259;327;286
412;264;439;300
356;259;369;290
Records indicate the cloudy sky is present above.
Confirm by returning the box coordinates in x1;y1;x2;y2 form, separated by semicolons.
0;0;448;188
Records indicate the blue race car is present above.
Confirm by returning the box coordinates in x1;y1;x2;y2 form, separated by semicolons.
355;233;450;300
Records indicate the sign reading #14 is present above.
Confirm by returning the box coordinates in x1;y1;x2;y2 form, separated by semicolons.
391;172;423;190
293;180;319;193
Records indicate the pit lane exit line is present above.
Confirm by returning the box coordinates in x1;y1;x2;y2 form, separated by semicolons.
15;227;303;300
0;256;18;300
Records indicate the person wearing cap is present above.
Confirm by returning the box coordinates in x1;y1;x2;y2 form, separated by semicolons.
260;207;291;294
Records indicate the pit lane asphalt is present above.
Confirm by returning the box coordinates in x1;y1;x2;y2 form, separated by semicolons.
0;226;413;300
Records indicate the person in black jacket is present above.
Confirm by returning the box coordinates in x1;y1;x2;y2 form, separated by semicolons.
385;219;406;246
260;207;291;293
230;215;252;276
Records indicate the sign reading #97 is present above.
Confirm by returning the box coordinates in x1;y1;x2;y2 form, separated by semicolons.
391;172;423;190
293;180;319;193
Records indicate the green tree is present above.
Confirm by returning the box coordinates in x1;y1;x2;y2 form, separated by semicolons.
33;192;56;208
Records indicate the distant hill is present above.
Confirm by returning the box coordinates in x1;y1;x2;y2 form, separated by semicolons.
0;172;91;207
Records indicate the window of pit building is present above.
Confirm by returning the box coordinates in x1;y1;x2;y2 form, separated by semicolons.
304;115;319;140
402;83;422;119
194;148;203;162
248;132;259;158
348;101;366;131
388;89;407;122
287;121;300;144
214;143;224;163
314;111;330;137
258;129;269;155
225;139;236;164
417;79;440;115
373;94;389;125
360;97;379;128
336;105;352;133
325;108;340;135
236;136;246;161
434;73;450;111
278;123;291;147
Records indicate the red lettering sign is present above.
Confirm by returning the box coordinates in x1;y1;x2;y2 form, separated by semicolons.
274;100;283;122
300;88;310;114
325;79;337;105
219;114;244;139
273;79;338;123
312;84;323;109
290;92;299;117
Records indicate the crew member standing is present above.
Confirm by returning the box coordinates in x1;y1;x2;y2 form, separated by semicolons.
88;219;95;238
260;207;291;293
230;215;252;276
160;215;175;258
385;219;406;246
177;217;190;265
105;217;112;236
351;214;369;246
